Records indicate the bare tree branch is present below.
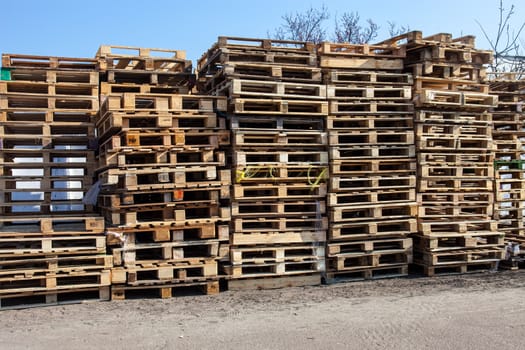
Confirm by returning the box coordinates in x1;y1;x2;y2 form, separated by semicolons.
387;21;410;37
476;0;525;72
334;11;379;44
271;5;329;43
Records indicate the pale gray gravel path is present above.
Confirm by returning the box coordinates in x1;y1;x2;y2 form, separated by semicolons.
1;271;524;350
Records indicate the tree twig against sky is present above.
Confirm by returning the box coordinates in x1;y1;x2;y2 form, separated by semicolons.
271;5;330;43
333;11;379;44
476;0;525;72
270;5;410;45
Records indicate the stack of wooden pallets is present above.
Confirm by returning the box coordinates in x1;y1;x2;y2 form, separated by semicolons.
389;31;505;275
488;72;525;269
0;54;111;309
319;42;416;282
198;37;328;289
95;46;230;299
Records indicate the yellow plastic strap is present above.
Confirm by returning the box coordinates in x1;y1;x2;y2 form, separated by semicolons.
235;169;246;183
308;167;328;191
236;167;260;183
268;166;276;182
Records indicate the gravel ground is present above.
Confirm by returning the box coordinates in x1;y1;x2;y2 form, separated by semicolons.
1;270;524;350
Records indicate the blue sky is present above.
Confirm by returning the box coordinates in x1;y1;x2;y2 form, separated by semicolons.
2;0;523;63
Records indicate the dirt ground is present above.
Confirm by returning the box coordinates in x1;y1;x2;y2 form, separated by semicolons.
1;270;524;350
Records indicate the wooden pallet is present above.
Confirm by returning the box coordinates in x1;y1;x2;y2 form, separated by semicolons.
99;187;228;210
111;260;218;285
418;178;492;192
329;100;413;114
231;230;326;246
104;69;193;88
2;53;98;70
0;122;96;139
415;123;492;138
419;165;494;178
406;62;484;81
0;255;113;274
233;165;329;183
0;235;106;257
97;148;225;170
330;145;416;159
330;158;416;176
417;136;493;152
330;175;416;192
327;237;412;256
100;81;191;96
226;273;321;291
414;110;492;125
232;98;328;115
96;112;223;141
0;147;95;165
327;114;413;131
418;193;494;218
323;70;412;85
418;152;493;165
405;45;492;66
324;265;408;283
233;183;326;201
0;202;93;218
4;68;99;85
0;286;110;310
99;94;227;115
223;259;324;278
329;130;414;146
413;76;489;93
99;130;229;152
412;261;499;277
111;280;219;300
111;240;220;266
418;220;498;235
327;252;412;272
231;200;326;218
202;62;322;87
230;115;324;132
330;203;417;223
105;223;228;245
415;89;497;109
233;150;328;166
0;270;111;294
0;216;104;236
233;130;327;148
230;244;324;264
412;233;504;251
198;37;316;74
99;166;230;190
0;80;98;97
0;110;96;124
327;85;411;100
232;216;327;234
214;79;326;100
101;204;230;227
328;189;416;206
329;218;417;241
96;45;190;72
0;94;98;111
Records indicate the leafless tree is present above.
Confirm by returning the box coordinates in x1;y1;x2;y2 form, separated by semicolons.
387;21;410;37
476;0;525;73
271;5;330;43
333;12;379;44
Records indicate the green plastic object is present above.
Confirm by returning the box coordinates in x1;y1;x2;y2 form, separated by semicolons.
0;67;11;81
